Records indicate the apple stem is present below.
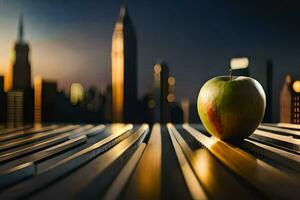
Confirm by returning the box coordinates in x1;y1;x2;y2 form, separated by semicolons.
229;68;232;81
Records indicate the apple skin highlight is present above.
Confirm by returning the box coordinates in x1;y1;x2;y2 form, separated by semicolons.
197;76;266;141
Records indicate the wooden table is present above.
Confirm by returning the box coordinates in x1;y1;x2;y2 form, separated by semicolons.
0;123;299;199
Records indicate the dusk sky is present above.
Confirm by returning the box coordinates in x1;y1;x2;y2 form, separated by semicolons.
1;0;300;120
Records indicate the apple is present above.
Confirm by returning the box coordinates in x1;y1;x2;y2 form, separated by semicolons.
197;76;266;141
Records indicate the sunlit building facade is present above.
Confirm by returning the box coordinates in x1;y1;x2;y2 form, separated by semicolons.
34;77;57;123
280;74;300;124
7;91;24;127
111;5;137;122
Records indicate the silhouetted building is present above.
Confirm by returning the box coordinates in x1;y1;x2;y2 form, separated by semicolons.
154;62;170;123
138;92;155;124
34;77;57;123
9;14;31;91
84;87;105;122
0;76;6;123
181;98;190;123
7;15;33;126
189;102;199;123
103;85;112;122
167;76;176;104
250;59;273;122
280;74;300;124
170;103;183;123
86;87;97;111
111;4;137;122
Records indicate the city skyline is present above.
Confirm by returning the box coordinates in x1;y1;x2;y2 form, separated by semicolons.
1;1;300;121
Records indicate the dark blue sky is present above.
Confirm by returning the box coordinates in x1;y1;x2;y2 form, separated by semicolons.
1;0;300;120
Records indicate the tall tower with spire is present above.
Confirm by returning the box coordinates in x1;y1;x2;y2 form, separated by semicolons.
111;4;137;122
6;14;33;126
11;14;31;90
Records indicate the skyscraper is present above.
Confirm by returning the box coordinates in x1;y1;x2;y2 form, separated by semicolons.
111;5;137;122
7;91;24;127
153;61;170;123
0;76;6;124
250;59;273;122
7;14;33;125
10;14;31;91
34;77;57;123
280;74;300;124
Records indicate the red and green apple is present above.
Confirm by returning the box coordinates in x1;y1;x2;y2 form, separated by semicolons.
197;76;266;141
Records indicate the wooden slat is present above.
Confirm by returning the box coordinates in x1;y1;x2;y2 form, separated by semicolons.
69;124;105;139
4;124;146;199
0;135;87;170
47;124;149;199
259;124;300;138
250;130;300;153
38;124;132;174
0;125;81;151
123;123;162;200
243;139;300;172
36;124;126;174
184;124;300;199
167;124;207;200
0;136;87;188
0;125;32;135
103;143;146;200
276;123;300;130
0;134;69;163
0;124;134;199
0;162;34;189
170;124;257;199
0;125;95;163
0;125;59;142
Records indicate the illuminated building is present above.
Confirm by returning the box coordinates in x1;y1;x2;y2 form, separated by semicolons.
7;14;34;126
111;4;137;122
34;77;57;123
153;61;170;123
70;83;85;105
280;74;300;124
7;91;24;127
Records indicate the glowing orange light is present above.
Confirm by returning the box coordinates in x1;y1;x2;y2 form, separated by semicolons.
168;76;176;86
167;94;175;103
154;64;162;74
293;80;300;93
